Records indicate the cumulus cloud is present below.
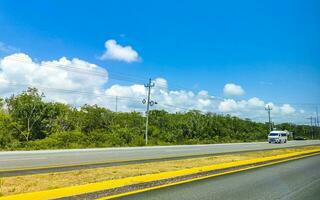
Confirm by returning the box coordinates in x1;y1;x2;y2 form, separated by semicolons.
280;104;296;114
223;83;245;96
265;102;275;110
248;97;265;107
0;53;108;106
218;97;265;113
217;97;298;123
218;99;238;112
0;53;303;123
264;102;296;115
100;39;140;63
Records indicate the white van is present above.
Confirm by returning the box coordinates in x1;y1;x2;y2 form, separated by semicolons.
268;131;288;143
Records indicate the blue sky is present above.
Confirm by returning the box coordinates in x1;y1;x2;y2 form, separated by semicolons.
0;0;319;123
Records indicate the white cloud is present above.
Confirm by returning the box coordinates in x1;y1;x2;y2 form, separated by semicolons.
218;97;264;113
223;83;245;96
105;84;145;97
280;104;295;114
217;98;297;120
0;53;304;123
265;103;295;115
0;53;108;106
103;84;146;111
218;99;238;112
154;78;168;89
265;102;275;110
100;39;140;63
248;97;265;107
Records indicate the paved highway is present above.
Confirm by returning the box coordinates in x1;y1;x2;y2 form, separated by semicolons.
0;140;319;171
118;154;320;200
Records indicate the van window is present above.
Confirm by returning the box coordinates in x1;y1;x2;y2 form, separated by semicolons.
281;133;287;137
269;133;278;136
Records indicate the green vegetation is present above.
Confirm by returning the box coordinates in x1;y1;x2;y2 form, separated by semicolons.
0;88;318;150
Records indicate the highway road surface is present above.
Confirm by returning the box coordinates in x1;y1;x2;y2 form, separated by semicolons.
118;154;320;200
0;140;319;171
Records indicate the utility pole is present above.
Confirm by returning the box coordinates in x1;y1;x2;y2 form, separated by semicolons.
316;106;319;127
265;105;273;132
142;78;157;145
307;116;314;139
316;107;319;139
315;117;318;139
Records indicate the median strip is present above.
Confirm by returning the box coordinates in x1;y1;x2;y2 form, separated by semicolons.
0;146;319;199
2;145;316;177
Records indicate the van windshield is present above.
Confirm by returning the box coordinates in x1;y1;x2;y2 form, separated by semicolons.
269;133;279;136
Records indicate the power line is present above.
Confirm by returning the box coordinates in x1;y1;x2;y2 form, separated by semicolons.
4;55;209;95
5;55;149;84
1;80;196;113
5;56;144;86
3;54;320;123
6;55;320;106
6;55;108;77
161;103;191;112
1;80;318;126
1;81;142;103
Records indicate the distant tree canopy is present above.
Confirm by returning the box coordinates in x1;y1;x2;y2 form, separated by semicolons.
0;88;318;150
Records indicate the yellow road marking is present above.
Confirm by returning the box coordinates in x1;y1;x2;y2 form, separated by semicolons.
0;149;319;200
98;151;320;200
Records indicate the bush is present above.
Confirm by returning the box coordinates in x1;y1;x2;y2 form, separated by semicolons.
27;130;85;149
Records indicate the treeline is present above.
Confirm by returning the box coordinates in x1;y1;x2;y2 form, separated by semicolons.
0;88;318;150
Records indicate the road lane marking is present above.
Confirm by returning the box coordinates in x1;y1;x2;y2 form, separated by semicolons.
1;141;319;155
99;152;320;200
0;145;318;174
0;157;47;162
0;148;319;200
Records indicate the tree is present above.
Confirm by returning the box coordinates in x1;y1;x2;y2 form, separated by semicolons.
80;104;113;133
1;87;317;150
0;110;19;149
5;88;47;141
0;97;4;108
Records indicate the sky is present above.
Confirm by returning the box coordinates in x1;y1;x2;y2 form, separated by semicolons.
0;0;319;124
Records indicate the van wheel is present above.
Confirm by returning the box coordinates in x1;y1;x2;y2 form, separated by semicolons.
284;140;287;143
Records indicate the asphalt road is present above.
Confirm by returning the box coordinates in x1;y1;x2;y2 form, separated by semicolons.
117;154;320;200
0;140;319;171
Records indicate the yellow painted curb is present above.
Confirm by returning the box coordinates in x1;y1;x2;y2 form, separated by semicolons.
99;151;320;200
1;149;320;200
